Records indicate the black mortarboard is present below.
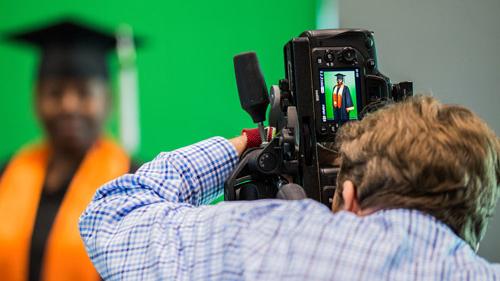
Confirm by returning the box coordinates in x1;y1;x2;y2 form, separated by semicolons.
335;73;346;80
5;19;117;79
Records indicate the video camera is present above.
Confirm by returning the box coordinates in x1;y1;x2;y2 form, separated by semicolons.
224;29;413;207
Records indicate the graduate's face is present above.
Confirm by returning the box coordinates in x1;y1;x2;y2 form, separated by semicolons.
35;77;110;154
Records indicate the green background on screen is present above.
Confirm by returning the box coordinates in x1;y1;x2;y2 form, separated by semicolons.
0;0;317;163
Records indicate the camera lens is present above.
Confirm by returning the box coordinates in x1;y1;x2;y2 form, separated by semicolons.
324;51;335;62
341;47;356;63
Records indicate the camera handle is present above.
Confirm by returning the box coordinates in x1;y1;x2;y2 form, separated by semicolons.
224;141;306;201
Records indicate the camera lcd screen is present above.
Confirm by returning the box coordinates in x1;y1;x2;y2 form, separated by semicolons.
319;69;361;123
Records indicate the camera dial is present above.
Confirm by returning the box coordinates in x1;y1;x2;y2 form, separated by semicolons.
341;47;357;63
324;50;335;62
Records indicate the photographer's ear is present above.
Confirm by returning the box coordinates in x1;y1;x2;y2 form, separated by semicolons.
341;180;361;214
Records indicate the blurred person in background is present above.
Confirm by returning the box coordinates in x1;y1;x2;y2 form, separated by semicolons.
0;19;139;281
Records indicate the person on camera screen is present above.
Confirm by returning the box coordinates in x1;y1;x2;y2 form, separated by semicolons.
79;96;500;280
332;73;355;121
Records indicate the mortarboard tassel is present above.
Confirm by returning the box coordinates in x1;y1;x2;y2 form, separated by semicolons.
117;24;140;155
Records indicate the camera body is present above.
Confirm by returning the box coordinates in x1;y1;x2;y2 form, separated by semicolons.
225;29;412;206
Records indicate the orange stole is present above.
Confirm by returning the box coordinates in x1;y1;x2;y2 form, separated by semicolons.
0;138;130;281
333;84;344;109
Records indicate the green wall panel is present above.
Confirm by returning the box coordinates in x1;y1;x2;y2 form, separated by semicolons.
0;0;317;161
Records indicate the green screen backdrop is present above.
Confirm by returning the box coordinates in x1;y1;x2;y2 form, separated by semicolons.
0;0;317;162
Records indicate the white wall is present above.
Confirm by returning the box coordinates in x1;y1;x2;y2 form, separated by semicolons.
319;0;500;262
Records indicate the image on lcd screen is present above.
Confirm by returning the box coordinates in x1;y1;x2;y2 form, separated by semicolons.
320;69;359;122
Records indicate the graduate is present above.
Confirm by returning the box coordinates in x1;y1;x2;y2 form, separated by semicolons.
0;19;139;281
332;73;354;121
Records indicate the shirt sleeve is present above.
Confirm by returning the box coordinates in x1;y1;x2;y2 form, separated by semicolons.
79;137;241;279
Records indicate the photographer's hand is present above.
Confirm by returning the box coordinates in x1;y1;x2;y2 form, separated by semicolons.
229;134;248;156
234;127;275;156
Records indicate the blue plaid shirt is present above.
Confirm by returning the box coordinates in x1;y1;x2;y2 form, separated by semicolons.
79;137;499;280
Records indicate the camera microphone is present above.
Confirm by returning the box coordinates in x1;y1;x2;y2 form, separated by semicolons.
234;52;270;144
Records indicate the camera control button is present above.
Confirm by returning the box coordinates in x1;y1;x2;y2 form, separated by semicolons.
324;51;335;62
320;126;327;134
365;37;374;49
341;47;356;63
258;153;278;172
367;59;376;69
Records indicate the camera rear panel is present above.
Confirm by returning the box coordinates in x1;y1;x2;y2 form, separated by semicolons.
304;30;391;142
312;47;365;141
283;29;392;204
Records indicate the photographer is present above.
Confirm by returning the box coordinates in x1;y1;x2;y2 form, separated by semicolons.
79;96;500;280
